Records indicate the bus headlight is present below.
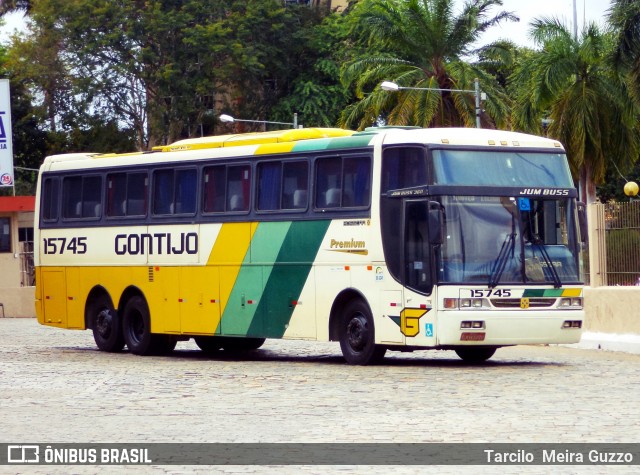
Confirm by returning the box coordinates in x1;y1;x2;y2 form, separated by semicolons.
558;297;583;309
446;298;490;309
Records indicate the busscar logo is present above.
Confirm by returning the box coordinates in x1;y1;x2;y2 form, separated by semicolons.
8;445;39;463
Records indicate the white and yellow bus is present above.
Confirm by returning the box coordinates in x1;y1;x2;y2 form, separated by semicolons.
34;127;587;364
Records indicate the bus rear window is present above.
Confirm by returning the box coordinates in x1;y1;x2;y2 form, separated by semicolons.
41;177;60;222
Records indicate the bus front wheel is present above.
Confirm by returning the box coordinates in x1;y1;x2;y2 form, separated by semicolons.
122;296;176;356
91;294;125;352
339;300;386;365
454;346;497;363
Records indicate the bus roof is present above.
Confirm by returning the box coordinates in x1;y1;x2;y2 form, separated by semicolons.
155;127;355;152
380;127;565;150
41;127;565;170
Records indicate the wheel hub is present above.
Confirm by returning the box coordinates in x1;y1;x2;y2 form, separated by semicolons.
347;314;368;351
96;309;112;337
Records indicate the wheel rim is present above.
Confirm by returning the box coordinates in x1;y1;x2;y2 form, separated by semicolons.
346;313;368;353
95;309;113;339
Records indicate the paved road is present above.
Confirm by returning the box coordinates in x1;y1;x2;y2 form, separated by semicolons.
1;318;639;474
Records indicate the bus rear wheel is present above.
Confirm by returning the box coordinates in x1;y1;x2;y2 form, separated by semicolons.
122;296;176;356
339;300;386;365
91;294;125;352
454;347;497;363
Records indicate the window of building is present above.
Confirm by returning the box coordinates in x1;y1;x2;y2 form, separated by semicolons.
0;217;11;252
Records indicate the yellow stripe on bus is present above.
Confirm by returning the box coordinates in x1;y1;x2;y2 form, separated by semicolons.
207;222;258;315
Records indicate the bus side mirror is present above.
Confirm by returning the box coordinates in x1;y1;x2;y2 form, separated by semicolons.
577;201;588;245
428;201;443;245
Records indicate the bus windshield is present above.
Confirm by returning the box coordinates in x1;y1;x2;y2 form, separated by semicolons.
437;195;583;286
432;150;574;187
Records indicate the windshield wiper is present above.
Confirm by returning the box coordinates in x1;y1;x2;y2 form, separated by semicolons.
532;237;562;288
488;232;516;289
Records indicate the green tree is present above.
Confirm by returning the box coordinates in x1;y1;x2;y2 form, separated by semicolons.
271;8;353;127
11;0;328;148
339;0;517;129
0;0;33;15
608;0;640;106
510;18;640;202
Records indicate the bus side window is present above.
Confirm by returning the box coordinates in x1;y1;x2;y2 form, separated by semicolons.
107;173;127;217
126;173;148;216
343;157;371;207
62;175;102;220
175;169;197;214
62;176;83;219
283;161;308;210
203;166;226;213
227;165;250;213
381;147;427;192
153;169;174;215
315;157;342;208
257;162;282;211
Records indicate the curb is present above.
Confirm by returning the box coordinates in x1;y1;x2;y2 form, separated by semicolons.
565;331;640;355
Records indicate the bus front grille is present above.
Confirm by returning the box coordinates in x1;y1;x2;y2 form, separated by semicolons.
491;298;555;308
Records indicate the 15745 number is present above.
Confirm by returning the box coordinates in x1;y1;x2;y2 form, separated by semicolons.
469;289;512;297
43;237;87;255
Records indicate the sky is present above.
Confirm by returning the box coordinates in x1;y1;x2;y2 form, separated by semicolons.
0;1;614;47
467;0;613;48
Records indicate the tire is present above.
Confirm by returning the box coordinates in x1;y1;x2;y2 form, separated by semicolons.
194;336;223;354
90;294;125;352
122;296;176;356
454;346;497;363
220;337;266;352
339;300;386;365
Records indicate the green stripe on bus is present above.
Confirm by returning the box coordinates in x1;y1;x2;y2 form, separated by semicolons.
217;222;291;336
522;289;565;297
249;219;331;338
292;135;373;153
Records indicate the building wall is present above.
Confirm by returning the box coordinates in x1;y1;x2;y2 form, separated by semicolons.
0;209;35;317
583;287;640;335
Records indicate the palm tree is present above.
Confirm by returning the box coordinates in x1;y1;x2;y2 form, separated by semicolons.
339;0;518;129
510;17;640;203
608;0;640;106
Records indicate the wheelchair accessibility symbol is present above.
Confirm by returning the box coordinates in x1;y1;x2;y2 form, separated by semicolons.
425;323;433;337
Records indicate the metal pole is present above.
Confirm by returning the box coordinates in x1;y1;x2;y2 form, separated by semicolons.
474;78;481;129
293;113;298;129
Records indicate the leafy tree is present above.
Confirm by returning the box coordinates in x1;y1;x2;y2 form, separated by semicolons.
0;0;33;15
510;17;640;202
10;0;331;147
608;0;640;106
339;0;518;130
270;8;353;127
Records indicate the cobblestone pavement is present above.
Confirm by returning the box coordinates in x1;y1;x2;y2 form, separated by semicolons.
1;318;639;475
